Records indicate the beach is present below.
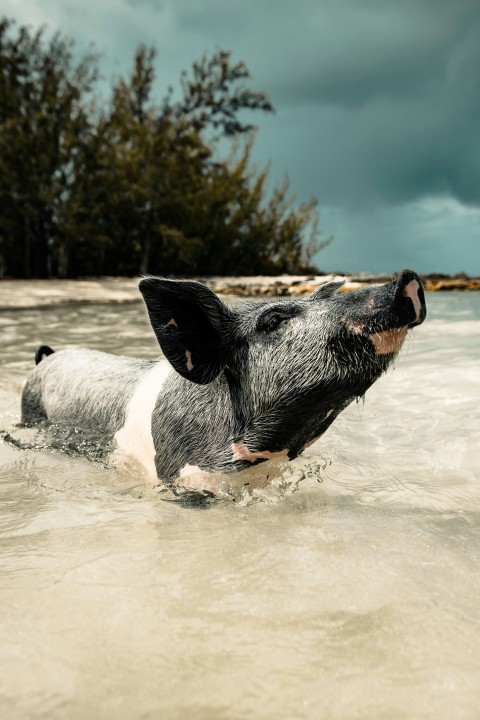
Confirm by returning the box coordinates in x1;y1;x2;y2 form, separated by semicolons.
0;273;479;310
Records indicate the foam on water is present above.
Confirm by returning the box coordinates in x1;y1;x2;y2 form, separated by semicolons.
1;293;479;719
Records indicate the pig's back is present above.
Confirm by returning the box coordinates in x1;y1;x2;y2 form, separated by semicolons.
22;348;155;434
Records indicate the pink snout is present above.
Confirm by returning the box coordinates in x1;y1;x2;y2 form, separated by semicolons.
392;269;427;327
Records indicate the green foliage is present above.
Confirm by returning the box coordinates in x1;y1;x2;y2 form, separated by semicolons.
0;18;98;277
0;18;329;278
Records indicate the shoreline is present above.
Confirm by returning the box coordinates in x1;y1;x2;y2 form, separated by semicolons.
0;273;479;310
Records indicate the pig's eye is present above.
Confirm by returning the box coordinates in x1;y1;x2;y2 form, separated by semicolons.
256;306;300;333
259;313;285;332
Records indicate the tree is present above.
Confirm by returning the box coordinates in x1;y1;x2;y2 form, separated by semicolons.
0;18;329;278
0;18;97;277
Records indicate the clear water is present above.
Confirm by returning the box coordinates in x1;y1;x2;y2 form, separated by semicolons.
1;293;479;720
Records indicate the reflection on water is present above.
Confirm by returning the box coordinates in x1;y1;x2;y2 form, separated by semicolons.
1;292;480;719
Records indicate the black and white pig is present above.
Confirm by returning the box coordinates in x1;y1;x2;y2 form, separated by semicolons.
21;270;426;491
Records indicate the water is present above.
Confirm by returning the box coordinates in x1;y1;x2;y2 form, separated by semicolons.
1;293;479;720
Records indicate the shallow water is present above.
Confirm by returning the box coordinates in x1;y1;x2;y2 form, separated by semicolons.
1;293;479;720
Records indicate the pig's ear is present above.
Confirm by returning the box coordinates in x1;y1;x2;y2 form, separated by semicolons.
139;277;234;384
309;279;345;300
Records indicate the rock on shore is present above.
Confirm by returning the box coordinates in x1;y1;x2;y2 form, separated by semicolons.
0;273;479;310
190;273;480;296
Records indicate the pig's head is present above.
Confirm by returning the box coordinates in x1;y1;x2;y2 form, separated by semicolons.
139;270;426;470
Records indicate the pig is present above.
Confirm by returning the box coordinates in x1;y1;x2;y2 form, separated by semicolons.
21;270;426;492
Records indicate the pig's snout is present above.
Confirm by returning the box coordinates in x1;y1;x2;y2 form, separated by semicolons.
391;270;426;327
345;269;427;356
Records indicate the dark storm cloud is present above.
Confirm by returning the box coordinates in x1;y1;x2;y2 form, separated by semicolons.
147;0;480;208
7;0;479;208
162;0;479;104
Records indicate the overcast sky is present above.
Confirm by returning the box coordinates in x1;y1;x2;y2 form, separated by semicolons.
2;0;480;274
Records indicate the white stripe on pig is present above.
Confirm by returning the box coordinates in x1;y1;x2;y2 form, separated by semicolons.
114;361;171;477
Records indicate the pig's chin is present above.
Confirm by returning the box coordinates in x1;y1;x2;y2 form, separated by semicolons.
346;317;409;358
368;326;408;355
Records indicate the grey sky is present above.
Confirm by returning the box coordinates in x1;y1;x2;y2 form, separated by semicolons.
1;0;480;273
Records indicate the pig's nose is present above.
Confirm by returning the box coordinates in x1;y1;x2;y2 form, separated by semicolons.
391;269;427;327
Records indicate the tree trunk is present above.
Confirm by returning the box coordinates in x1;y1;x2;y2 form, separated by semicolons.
34;229;49;277
140;223;151;275
34;212;50;278
23;212;31;278
57;239;69;278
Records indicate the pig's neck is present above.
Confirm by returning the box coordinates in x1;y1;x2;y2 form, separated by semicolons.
152;371;341;480
152;371;236;479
